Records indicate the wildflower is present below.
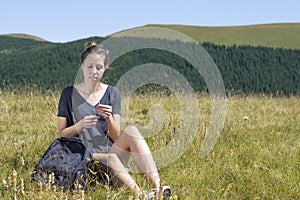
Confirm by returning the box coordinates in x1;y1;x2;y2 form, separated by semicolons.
12;169;17;192
21;156;25;167
20;178;25;196
2;179;9;190
243;116;249;120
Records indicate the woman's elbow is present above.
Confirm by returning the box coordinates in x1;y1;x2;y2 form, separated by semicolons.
57;128;64;137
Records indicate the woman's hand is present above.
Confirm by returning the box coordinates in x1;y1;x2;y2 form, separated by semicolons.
80;115;98;129
96;104;112;120
96;103;120;141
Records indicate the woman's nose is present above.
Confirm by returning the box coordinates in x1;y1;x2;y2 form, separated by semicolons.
92;66;97;73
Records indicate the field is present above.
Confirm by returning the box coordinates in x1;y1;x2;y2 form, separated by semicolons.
145;23;300;49
0;88;299;199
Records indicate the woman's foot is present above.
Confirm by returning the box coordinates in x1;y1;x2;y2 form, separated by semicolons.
146;186;172;200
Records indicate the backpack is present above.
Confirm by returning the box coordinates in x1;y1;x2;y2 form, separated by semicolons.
31;137;92;190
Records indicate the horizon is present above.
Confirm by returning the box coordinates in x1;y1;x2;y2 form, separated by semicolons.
1;0;299;43
2;22;299;43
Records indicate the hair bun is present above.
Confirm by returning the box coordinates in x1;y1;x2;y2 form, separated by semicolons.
85;42;97;48
80;42;109;64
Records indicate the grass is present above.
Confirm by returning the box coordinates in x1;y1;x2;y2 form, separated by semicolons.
145;23;300;49
0;33;47;42
0;88;299;199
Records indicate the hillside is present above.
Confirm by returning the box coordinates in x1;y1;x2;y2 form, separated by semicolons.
0;35;52;52
0;24;299;96
0;33;47;42
145;23;300;49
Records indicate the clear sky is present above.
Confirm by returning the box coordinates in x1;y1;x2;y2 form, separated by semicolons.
1;0;299;43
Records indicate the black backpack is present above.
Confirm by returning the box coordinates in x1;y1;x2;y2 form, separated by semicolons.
31;137;92;190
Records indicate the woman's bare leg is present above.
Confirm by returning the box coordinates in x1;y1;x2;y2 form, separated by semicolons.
109;125;161;189
92;153;139;191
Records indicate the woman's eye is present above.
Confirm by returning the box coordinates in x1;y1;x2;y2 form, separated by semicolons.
96;66;103;70
87;65;92;68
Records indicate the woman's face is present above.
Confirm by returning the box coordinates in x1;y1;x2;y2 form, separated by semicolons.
81;53;107;83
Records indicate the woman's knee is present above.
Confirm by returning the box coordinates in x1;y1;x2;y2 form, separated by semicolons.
106;153;121;165
106;153;131;174
123;125;143;138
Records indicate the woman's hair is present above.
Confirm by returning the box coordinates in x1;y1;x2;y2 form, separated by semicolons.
80;42;109;66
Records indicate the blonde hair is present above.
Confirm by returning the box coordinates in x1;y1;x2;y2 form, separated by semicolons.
80;42;109;66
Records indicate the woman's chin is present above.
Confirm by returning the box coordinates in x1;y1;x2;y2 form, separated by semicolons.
88;77;99;81
85;79;99;85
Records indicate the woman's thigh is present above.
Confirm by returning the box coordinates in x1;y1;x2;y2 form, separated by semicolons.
109;126;146;165
109;135;131;165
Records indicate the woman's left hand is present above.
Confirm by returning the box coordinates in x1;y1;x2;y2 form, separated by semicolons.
96;104;112;119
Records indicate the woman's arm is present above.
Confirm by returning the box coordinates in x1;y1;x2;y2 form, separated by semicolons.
106;114;121;141
57;117;82;137
57;116;98;137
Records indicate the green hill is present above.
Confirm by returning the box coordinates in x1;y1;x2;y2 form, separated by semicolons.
0;35;52;52
145;23;300;49
1;33;47;42
3;23;299;49
0;23;299;96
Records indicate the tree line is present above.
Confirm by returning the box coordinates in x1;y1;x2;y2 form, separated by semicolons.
0;36;299;96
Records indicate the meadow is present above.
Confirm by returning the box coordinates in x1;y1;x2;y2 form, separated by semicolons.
0;88;299;199
147;23;300;49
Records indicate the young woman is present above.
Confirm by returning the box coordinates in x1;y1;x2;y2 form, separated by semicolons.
57;42;170;198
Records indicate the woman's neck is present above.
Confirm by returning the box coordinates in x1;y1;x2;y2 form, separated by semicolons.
75;82;108;104
81;82;103;94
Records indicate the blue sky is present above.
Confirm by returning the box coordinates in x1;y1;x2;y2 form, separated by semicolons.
1;0;299;43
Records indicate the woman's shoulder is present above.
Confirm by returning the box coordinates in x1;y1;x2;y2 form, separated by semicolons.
107;85;120;94
60;86;82;100
61;85;74;95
